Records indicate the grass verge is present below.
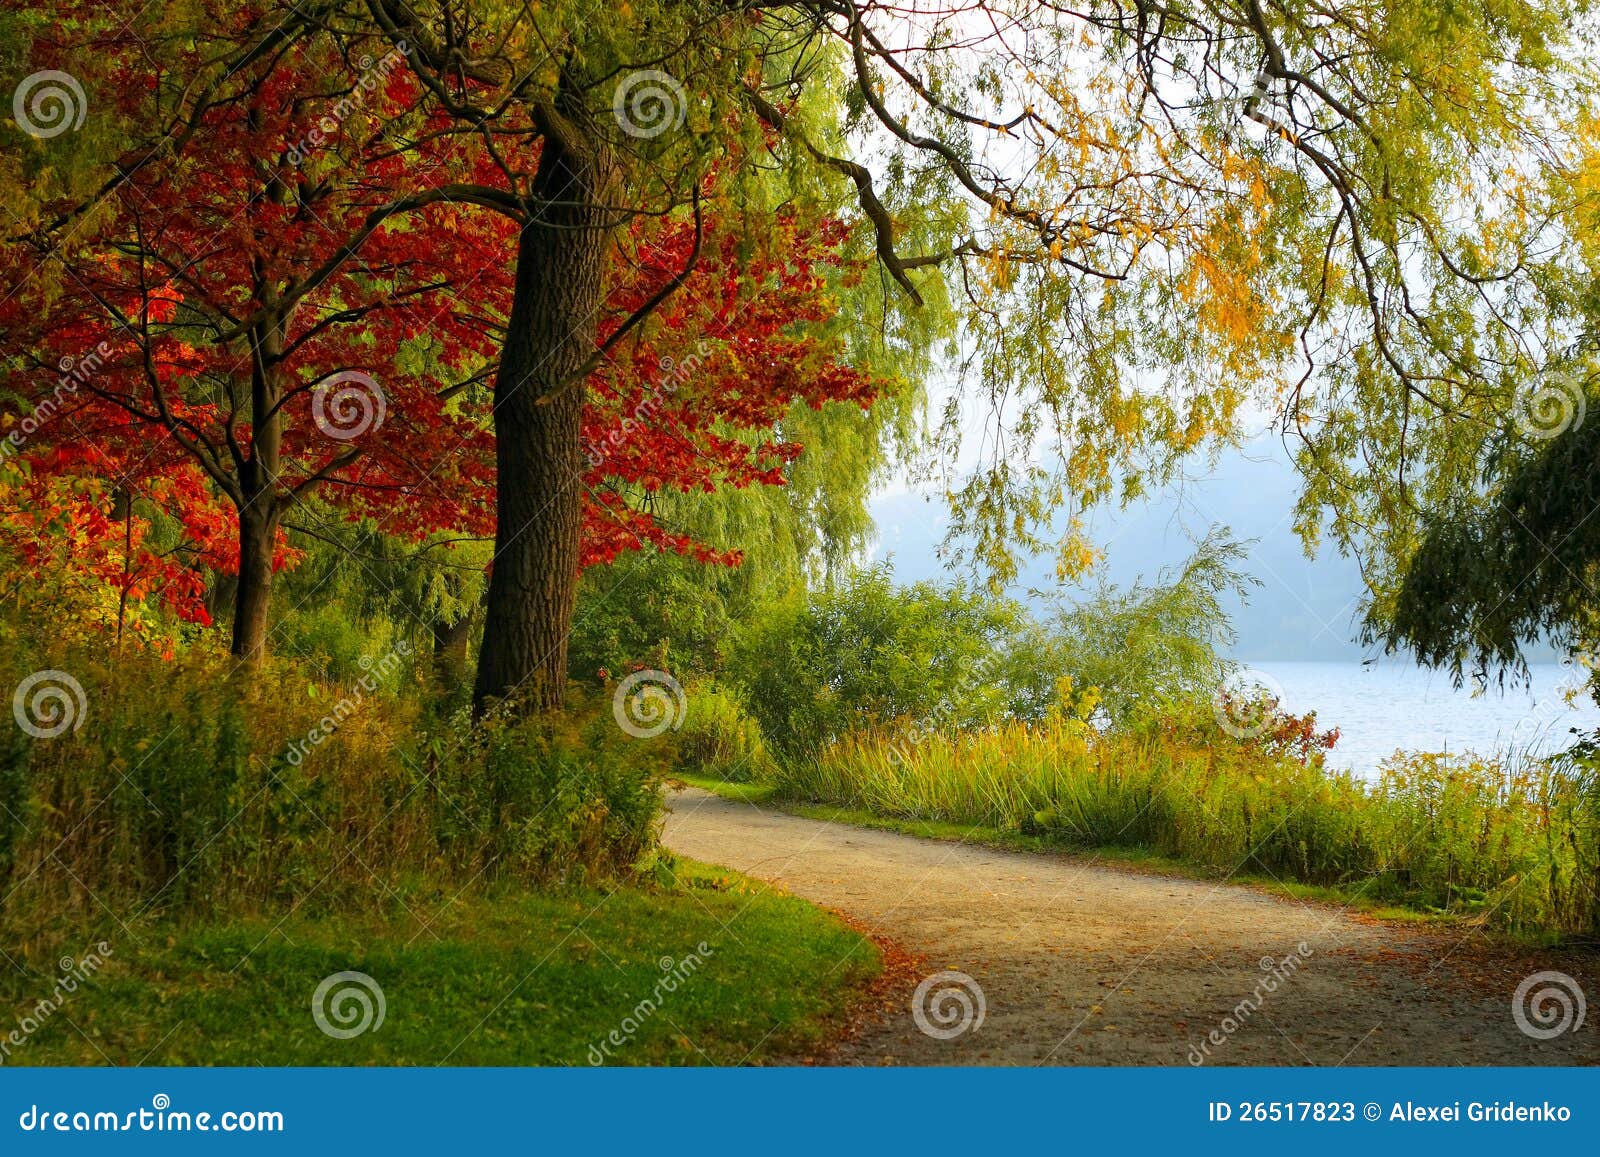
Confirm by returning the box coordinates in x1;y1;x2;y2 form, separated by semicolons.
0;860;879;1066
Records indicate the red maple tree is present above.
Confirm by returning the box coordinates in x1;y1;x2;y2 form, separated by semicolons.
2;4;886;664
1;6;510;654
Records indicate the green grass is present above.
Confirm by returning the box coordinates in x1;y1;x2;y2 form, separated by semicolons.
0;861;878;1066
673;773;781;805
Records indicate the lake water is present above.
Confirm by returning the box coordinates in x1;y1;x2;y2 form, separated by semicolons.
1245;660;1600;777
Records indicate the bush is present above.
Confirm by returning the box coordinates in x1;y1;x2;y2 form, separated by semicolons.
669;682;779;783
438;692;665;885
566;555;735;682
725;533;1264;757
728;567;1031;759
1037;529;1259;727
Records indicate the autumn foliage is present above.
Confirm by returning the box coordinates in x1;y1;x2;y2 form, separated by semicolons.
0;3;882;647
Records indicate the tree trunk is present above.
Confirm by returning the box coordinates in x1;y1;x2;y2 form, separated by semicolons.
432;607;477;680
231;503;278;660
232;315;287;662
473;107;617;715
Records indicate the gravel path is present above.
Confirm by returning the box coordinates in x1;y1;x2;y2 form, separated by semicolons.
663;787;1600;1066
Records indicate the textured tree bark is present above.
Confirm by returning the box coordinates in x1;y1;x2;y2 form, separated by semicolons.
231;503;279;660
473;105;617;714
231;318;287;661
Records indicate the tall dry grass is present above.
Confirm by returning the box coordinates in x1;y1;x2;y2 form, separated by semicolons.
783;717;1600;937
0;637;666;930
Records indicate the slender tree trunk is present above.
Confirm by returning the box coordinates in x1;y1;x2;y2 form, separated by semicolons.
473;105;617;715
432;606;478;680
231;313;287;661
231;503;279;659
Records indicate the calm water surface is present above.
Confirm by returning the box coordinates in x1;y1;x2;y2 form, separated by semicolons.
1246;660;1600;777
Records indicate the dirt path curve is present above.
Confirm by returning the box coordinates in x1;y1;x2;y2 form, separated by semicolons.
663;787;1599;1065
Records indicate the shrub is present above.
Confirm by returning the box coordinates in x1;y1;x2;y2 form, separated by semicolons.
728;567;1030;759
669;682;779;783
1037;529;1259;727
438;691;665;885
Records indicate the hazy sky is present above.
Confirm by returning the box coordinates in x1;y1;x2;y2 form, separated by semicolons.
868;432;1376;661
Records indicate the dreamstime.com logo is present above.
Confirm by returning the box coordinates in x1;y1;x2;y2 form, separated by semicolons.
911;970;986;1040
1;342;114;467
286;43;411;165
612;70;687;138
611;670;686;738
1212;667;1285;740
312;370;386;440
12;670;87;739
1188;943;1313;1065
587;337;715;469
1514;371;1587;441
12;70;87;138
284;641;411;765
1;942;112;1064
311;971;385;1040
1512;970;1587;1040
18;1094;283;1134
587;943;715;1064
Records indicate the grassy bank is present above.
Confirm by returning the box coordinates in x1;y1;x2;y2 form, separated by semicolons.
0;861;877;1066
688;714;1600;939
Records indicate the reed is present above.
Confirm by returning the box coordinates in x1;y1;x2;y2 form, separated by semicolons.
782;717;1600;936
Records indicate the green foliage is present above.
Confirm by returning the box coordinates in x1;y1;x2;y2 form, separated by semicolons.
276;512;491;669
1373;404;1600;693
442;693;664;887
568;553;735;681
668;682;779;784
727;566;1030;760
0;634;664;924
719;532;1259;762
1038;529;1260;727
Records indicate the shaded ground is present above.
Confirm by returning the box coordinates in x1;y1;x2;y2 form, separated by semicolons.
663;787;1600;1066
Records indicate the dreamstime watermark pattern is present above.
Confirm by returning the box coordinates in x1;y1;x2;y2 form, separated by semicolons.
284;641;411;766
888;649;1007;765
611;70;687;139
1509;655;1589;748
587;943;715;1064
1242;68;1294;137
312;370;386;441
1514;370;1587;441
11;70;87;139
2;343;112;466
611;669;686;739
1512;970;1586;1040
286;44;412;166
0;942;112;1064
1213;666;1286;740
1188;942;1314;1065
11;669;87;739
311;971;385;1040
586;338;715;469
911;970;986;1040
